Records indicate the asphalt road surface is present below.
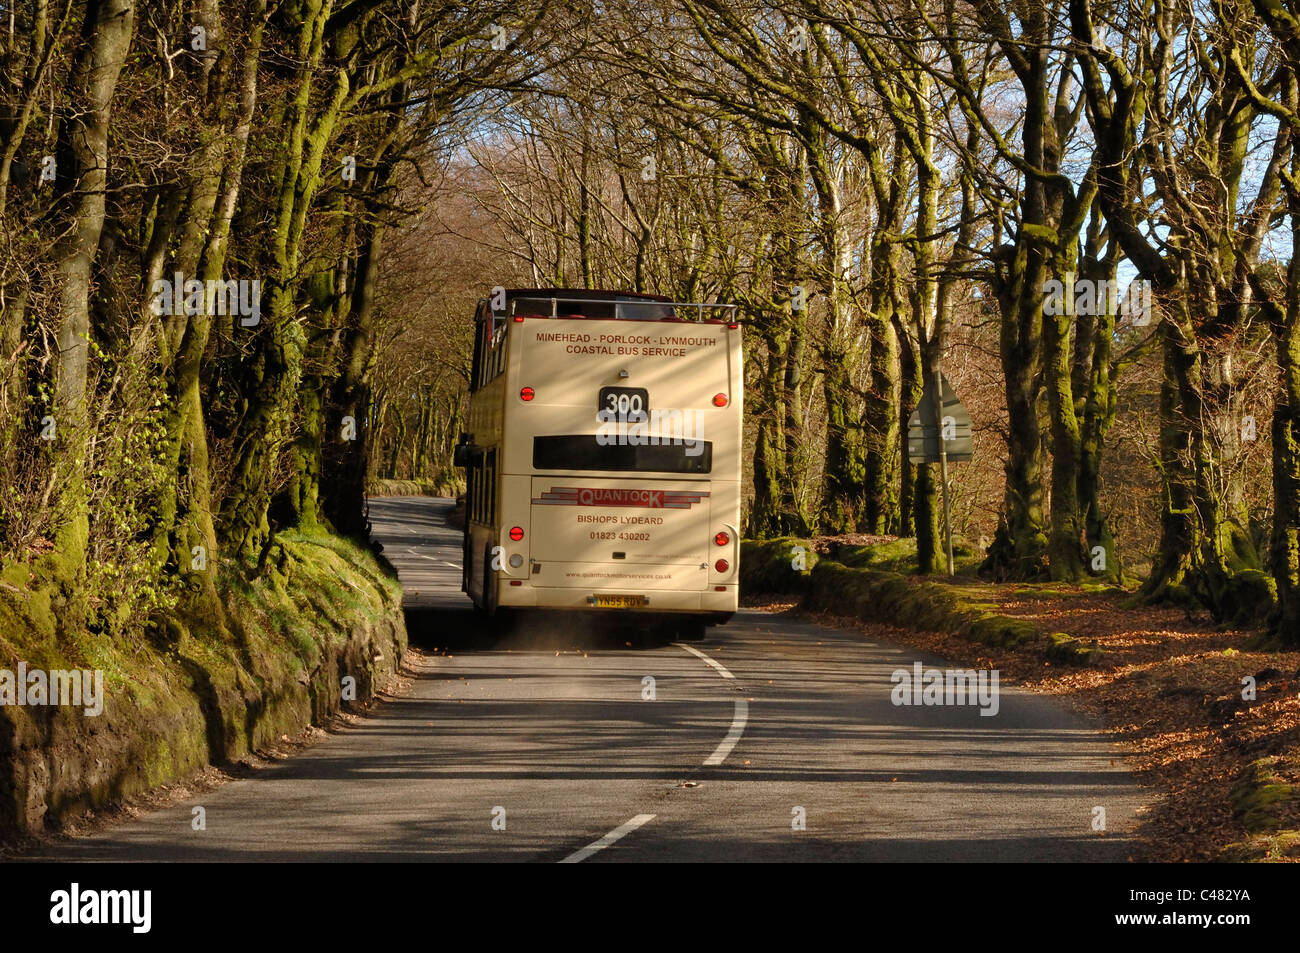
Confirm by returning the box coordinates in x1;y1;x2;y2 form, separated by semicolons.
35;496;1144;862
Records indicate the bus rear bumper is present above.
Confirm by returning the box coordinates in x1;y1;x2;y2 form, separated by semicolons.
496;583;737;614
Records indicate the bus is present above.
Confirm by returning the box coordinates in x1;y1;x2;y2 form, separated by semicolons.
456;288;743;640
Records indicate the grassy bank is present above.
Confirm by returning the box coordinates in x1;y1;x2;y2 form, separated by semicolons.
0;532;407;841
740;537;1104;665
366;476;460;498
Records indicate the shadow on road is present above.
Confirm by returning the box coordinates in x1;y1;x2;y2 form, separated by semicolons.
403;605;697;653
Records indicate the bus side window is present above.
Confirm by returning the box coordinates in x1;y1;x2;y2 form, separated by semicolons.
472;309;509;391
483;318;497;385
484;449;497;527
476;455;485;524
491;322;499;380
470;307;486;393
466;457;476;523
469;453;484;524
488;318;505;382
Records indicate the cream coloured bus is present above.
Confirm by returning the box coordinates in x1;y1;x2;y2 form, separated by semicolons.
456;288;743;640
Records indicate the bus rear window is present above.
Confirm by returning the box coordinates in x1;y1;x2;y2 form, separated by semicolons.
532;435;712;473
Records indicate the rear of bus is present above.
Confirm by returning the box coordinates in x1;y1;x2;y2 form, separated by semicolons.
491;290;742;635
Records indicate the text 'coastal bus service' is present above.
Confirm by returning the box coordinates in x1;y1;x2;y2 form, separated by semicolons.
456;288;743;640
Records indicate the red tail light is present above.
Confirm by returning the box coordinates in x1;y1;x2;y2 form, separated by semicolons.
520;387;535;401
509;526;524;541
513;315;524;322
715;559;729;572
714;532;729;546
712;393;728;407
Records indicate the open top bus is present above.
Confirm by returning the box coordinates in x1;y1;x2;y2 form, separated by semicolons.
456;288;743;640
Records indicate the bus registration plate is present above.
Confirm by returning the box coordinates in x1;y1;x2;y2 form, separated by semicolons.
591;594;646;609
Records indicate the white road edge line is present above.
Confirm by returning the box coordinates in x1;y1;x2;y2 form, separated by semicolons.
559;644;746;863
559;813;657;864
675;642;735;679
404;549;462;571
703;697;748;766
673;642;749;766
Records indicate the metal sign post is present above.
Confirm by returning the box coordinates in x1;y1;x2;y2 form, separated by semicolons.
934;368;954;576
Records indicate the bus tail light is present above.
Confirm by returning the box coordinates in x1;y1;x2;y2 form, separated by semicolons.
715;559;729;573
509;526;524;541
714;531;730;546
513;315;525;322
520;387;535;401
712;393;728;407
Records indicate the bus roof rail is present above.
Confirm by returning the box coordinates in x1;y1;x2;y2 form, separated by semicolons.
497;295;738;323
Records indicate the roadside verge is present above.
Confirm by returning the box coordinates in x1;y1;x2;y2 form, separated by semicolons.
0;533;407;842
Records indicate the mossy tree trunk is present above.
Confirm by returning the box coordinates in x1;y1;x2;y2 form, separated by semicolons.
1076;0;1280;620
861;142;909;536
1075;208;1124;582
896;314;921;539
1251;0;1300;643
153;1;269;615
1271;201;1300;643
951;0;1089;581
45;0;135;589
1141;303;1266;621
220;0;340;564
842;34;943;569
906;75;942;574
323;212;386;538
0;0;68;457
748;322;791;538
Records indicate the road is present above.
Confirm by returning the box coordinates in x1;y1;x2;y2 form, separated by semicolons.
34;496;1144;862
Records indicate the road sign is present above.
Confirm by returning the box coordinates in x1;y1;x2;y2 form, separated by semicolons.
907;374;972;463
906;370;971;576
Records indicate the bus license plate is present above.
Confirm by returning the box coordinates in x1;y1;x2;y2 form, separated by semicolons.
591;595;646;609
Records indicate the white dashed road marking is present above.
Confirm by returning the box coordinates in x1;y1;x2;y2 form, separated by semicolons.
674;642;749;766
559;814;657;863
560;643;750;862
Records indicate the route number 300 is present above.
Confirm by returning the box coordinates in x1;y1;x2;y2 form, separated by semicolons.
598;386;649;417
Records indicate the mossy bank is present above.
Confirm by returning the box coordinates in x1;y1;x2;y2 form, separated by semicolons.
740;537;1105;666
0;532;406;840
1219;754;1300;861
